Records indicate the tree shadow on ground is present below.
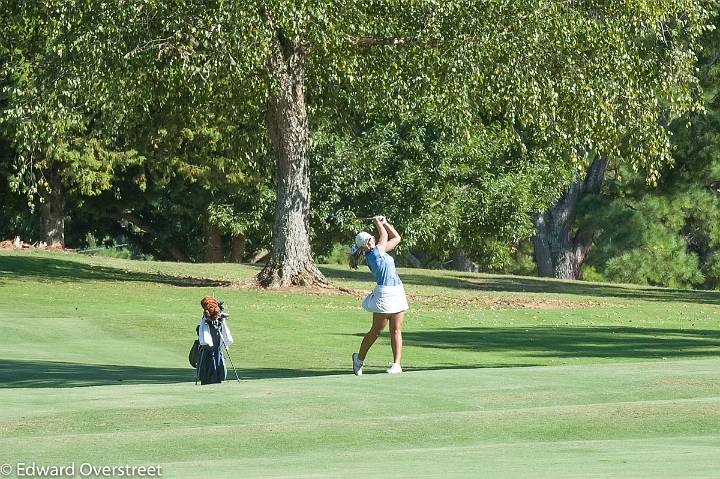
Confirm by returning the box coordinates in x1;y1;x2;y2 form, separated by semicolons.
401;326;720;360
0;359;354;388
0;255;230;288
319;266;720;305
239;368;352;380
403;273;720;305
0;359;194;388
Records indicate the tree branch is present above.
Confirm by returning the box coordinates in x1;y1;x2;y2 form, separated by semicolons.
349;36;443;47
347;0;584;49
123;36;174;59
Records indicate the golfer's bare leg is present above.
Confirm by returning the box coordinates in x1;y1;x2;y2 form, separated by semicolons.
359;313;388;361
389;311;405;365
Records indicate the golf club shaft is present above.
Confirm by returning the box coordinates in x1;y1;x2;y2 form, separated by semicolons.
220;334;241;384
355;216;389;226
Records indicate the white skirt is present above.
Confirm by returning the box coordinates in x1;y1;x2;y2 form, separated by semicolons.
362;284;409;314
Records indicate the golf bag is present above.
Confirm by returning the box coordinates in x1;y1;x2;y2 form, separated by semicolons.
193;296;239;385
188;327;200;368
196;320;227;385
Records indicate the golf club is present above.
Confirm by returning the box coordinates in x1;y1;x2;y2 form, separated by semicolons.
355;215;387;223
218;312;241;384
220;333;241;384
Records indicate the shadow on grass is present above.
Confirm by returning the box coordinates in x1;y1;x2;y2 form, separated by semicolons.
6;256;718;306
0;359;354;388
7;323;717;387
319;266;720;305
402;326;720;360
239;368;350;380
0;255;230;288
0;360;194;388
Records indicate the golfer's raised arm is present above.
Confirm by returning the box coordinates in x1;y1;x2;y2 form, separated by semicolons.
383;221;401;252
374;216;389;252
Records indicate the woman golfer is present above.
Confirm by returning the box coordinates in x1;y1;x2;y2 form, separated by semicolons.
350;215;409;375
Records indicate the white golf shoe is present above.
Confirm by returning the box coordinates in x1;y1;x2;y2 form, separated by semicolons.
386;363;402;374
352;353;364;376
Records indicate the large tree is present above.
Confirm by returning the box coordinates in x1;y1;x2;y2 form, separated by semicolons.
533;5;717;279
4;0;717;284
532;154;609;279
0;1;141;246
576;13;720;288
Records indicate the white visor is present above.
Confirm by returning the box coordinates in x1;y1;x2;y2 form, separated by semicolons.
355;232;373;248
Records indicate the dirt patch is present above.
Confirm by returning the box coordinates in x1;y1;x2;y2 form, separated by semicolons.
408;294;604;310
228;280;605;310
489;297;603;309
228;279;367;297
0;236;72;251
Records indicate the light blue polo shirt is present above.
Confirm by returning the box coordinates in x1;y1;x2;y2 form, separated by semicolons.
365;246;402;286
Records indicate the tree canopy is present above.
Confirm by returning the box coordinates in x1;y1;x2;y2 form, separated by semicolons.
579;13;720;288
1;0;718;286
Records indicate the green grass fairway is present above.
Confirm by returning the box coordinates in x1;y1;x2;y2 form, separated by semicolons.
1;250;720;478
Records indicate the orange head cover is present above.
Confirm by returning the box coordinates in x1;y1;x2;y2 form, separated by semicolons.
201;296;222;321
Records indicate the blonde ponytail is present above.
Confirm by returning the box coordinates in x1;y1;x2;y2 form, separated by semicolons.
349;247;363;269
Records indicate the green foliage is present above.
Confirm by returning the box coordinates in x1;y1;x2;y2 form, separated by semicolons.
604;239;704;289
0;131;36;240
0;1;142;206
316;243;351;265
579;265;605;283
312;0;718;180
489;239;538;276
701;253;720;288
311;110;574;269
2;0;718;266
580;173;715;288
1;0;275;257
0;179;37;241
580;13;720;289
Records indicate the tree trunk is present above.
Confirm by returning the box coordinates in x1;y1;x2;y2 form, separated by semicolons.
230;235;246;263
250;248;270;265
206;225;224;263
404;251;424;268
532;155;610;279
39;165;65;246
258;30;327;287
449;249;479;273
